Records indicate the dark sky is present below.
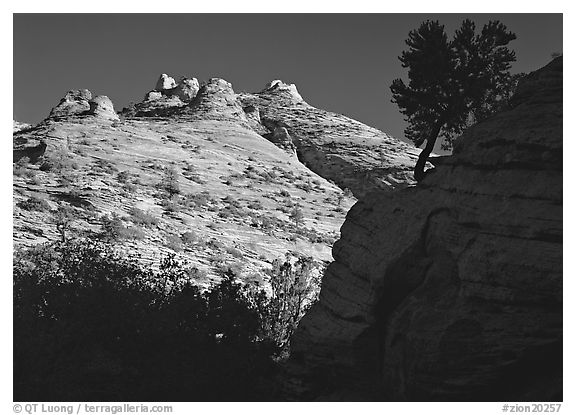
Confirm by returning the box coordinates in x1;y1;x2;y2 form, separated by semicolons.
13;14;562;145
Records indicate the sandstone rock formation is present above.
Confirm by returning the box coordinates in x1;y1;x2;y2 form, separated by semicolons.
126;75;200;117
120;75;419;196
13;120;32;133
155;73;177;91
48;89;92;119
186;78;249;123
263;80;304;101
144;91;163;101
13;80;355;285
266;126;297;156
172;77;200;102
238;81;421;198
88;96;119;120
289;58;563;401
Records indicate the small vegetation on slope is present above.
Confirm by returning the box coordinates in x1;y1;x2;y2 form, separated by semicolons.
14;238;322;401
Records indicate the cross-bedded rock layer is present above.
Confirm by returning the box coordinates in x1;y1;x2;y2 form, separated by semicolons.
289;58;563;401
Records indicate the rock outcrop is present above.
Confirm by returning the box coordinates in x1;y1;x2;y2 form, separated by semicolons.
289;58;563;401
263;80;304;101
13;120;32;133
155;73;177;91
120;74;419;196
238;81;421;198
186;78;249;123
122;74;419;196
172;77;200;102
265;125;297;156
144;91;163;102
48;89;92;119
126;74;200;117
46;90;119;122
88;96;119;120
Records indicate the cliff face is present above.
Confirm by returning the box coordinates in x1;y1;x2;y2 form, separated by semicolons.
118;76;419;198
290;58;563;401
238;82;421;198
13;87;357;285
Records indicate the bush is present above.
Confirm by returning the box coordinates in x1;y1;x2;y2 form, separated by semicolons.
13;239;324;401
256;253;322;354
39;149;77;173
93;159;118;174
157;166;180;197
117;170;131;184
17;196;50;212
100;213;145;241
289;206;304;225
222;195;241;208
247;200;264;210
129;207;159;228
181;230;199;246
225;245;244;259
13;156;31;177
13;240;280;401
165;233;183;252
53;205;77;242
183;191;213;209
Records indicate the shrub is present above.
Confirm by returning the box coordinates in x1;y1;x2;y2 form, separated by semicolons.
222;195;241;208
182;164;206;184
129;207;159;228
93;159;118;174
122;182;137;193
218;205;243;220
16;156;31;167
160;197;181;214
13;240;280;401
181;230;199;246
185;266;208;282
100;213;145;241
247;200;263;210
255;253;322;354
165;233;183;252
157;166;180;197
53;205;77;242
13;166;28;177
117;170;131;184
39;149;77;173
295;181;313;192
225;245;244;259
14;157;32;177
17;196;50;212
289;206;304;225
183;191;213;209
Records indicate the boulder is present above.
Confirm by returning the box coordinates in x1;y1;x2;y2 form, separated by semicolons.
155;73;176;91
289;58;563;401
13;120;32;133
263;79;303;101
88;96;119;120
144;91;163;101
172;77;200;102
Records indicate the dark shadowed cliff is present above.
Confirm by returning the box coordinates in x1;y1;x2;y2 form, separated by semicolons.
288;57;563;401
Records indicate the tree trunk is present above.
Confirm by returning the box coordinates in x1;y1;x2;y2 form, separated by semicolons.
414;120;444;182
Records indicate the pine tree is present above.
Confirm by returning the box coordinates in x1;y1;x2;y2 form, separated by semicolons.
390;19;517;181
